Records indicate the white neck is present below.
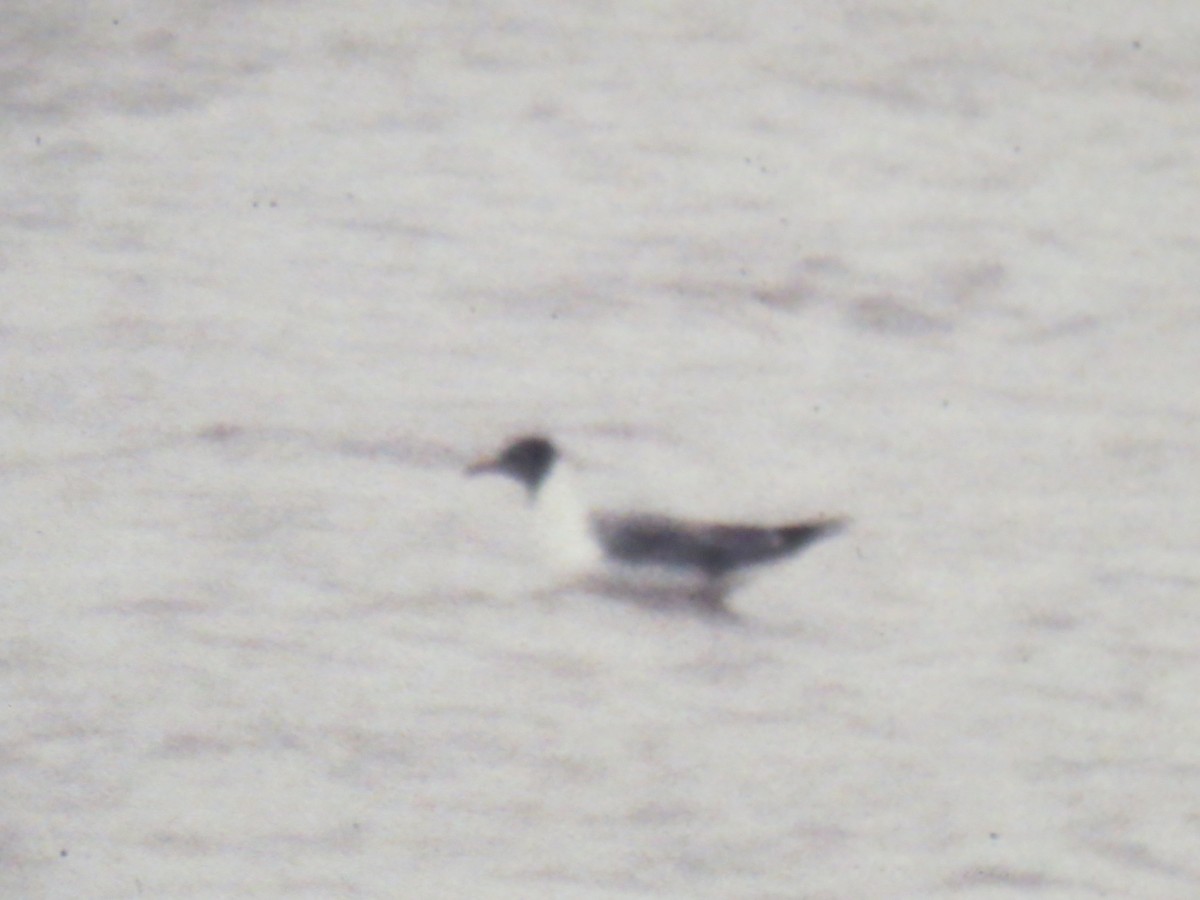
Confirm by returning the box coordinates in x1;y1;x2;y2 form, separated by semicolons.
532;460;602;574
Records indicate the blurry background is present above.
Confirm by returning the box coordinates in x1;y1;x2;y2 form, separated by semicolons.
2;2;1198;897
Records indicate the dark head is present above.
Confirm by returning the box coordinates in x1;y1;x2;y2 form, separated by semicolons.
466;436;558;496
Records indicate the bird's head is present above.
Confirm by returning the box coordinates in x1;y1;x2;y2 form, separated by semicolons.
466;435;559;497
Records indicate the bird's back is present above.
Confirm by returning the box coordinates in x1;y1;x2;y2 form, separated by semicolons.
593;514;843;579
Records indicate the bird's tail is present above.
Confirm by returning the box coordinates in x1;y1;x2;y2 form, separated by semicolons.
778;519;847;552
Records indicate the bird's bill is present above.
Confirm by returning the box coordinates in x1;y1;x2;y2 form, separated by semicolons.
465;455;501;477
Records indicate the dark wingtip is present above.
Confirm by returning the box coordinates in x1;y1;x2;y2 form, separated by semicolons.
780;518;848;550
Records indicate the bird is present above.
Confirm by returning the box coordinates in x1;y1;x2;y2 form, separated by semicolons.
466;435;844;615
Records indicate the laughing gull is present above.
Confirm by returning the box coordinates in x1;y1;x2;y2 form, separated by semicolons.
467;435;844;613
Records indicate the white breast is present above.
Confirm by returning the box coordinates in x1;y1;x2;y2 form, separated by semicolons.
532;462;604;575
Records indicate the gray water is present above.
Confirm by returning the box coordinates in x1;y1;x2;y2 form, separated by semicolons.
3;2;1199;897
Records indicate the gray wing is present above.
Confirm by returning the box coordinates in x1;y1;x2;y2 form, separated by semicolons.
592;513;843;578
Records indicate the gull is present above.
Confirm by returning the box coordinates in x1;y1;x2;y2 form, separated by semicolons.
466;435;844;615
